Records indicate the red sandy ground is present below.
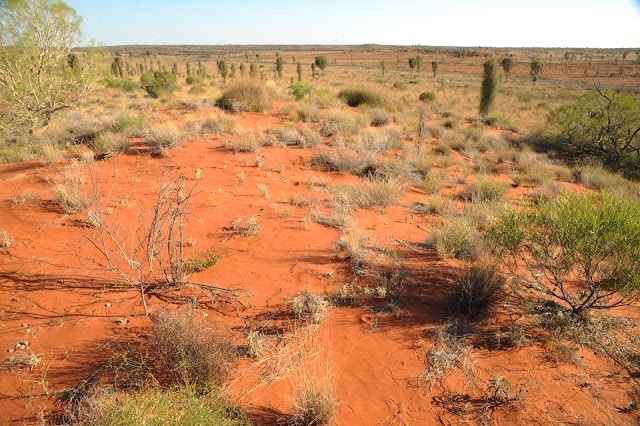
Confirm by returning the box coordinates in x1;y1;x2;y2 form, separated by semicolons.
0;103;638;425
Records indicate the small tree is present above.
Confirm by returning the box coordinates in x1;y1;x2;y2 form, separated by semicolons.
171;63;179;76
415;55;423;72
217;60;228;83
487;193;640;316
408;57;416;78
431;61;438;77
314;56;328;75
380;61;385;78
479;59;500;116
239;63;245;77
297;62;303;82
0;0;96;133
500;57;517;80
275;52;284;79
311;63;317;80
530;58;544;90
140;71;177;98
249;62;257;79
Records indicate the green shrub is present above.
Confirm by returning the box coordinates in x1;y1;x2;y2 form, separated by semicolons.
217;80;273;113
140;71;177;98
189;84;206;95
487;193;640;314
337;87;384;107
105;77;140;93
110;111;147;135
288;81;317;101
201;115;235;135
419;91;436;102
67;384;251;426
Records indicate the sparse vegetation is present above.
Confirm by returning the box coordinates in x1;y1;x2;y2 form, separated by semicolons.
217;80;273;113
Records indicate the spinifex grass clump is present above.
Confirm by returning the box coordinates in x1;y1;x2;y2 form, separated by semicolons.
338;87;384;108
217;80;273;113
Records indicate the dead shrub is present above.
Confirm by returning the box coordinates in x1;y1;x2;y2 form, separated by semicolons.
145;124;184;155
288;370;337;426
448;265;505;320
150;307;237;386
291;291;330;325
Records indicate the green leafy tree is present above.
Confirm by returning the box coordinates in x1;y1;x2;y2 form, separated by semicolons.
431;60;438;77
479;59;500;116
314;56;328;75
500;57;517;79
530;58;544;90
140;71;177;99
487;193;640;315
547;88;640;177
217;60;228;83
0;0;97;133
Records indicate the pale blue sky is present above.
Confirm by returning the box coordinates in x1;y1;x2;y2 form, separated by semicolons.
65;0;640;48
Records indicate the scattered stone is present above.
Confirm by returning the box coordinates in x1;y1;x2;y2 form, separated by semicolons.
105;303;111;308
25;329;31;334
21;323;28;328
7;349;14;353
115;318;128;325
20;341;29;346
15;344;25;350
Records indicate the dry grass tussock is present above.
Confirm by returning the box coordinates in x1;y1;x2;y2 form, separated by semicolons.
217;80;274;113
286;368;338;426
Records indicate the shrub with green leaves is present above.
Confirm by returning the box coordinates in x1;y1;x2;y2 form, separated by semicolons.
419;91;436;102
140;71;177;98
546;89;640;178
487;193;640;315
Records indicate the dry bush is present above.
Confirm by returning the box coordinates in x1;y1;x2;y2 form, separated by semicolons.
368;107;391;126
0;229;13;248
235;131;260;153
36;141;66;165
427;216;483;261
275;125;305;146
230;216;259;236
217;80;273;113
55;110;106;144
291;291;331;325
296;103;320;123
576;165;640;197
465;178;510;203
145;124;184;155
301;128;323;148
319;110;361;136
90;131;129;156
353;129;395;154
336;221;369;262
338;87;385;107
448;265;505;320
287;370;337;426
109;110;147;135
52;167;87;213
151;307;237;386
201;115;236;136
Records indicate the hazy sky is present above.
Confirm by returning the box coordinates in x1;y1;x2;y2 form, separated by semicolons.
65;0;640;48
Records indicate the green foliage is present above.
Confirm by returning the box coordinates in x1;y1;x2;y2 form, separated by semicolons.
314;56;329;74
217;60;228;82
288;81;313;101
500;57;517;79
338;87;384;107
546;88;640;178
530;58;544;89
140;71;177;98
487;193;640;314
419;91;436;102
0;0;97;133
73;384;251;426
105;77;139;93
217;80;273;113
479;59;500;116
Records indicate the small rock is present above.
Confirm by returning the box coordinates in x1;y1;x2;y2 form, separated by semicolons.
115;318;128;325
25;329;31;334
202;313;208;317
105;303;111;308
21;323;28;328
15;344;25;350
7;349;14;353
21;341;29;346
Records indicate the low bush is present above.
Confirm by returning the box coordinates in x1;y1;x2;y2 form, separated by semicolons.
151;308;237;386
427;216;483;261
105;77;140;93
217;80;273;113
140;71;177;99
465;178;510;203
419;91;436;102
319;110;361;136
338;87;385;107
201;115;236;136
291;291;331;324
289;371;337;426
145;124;184;155
368;108;391;127
448;265;505;319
